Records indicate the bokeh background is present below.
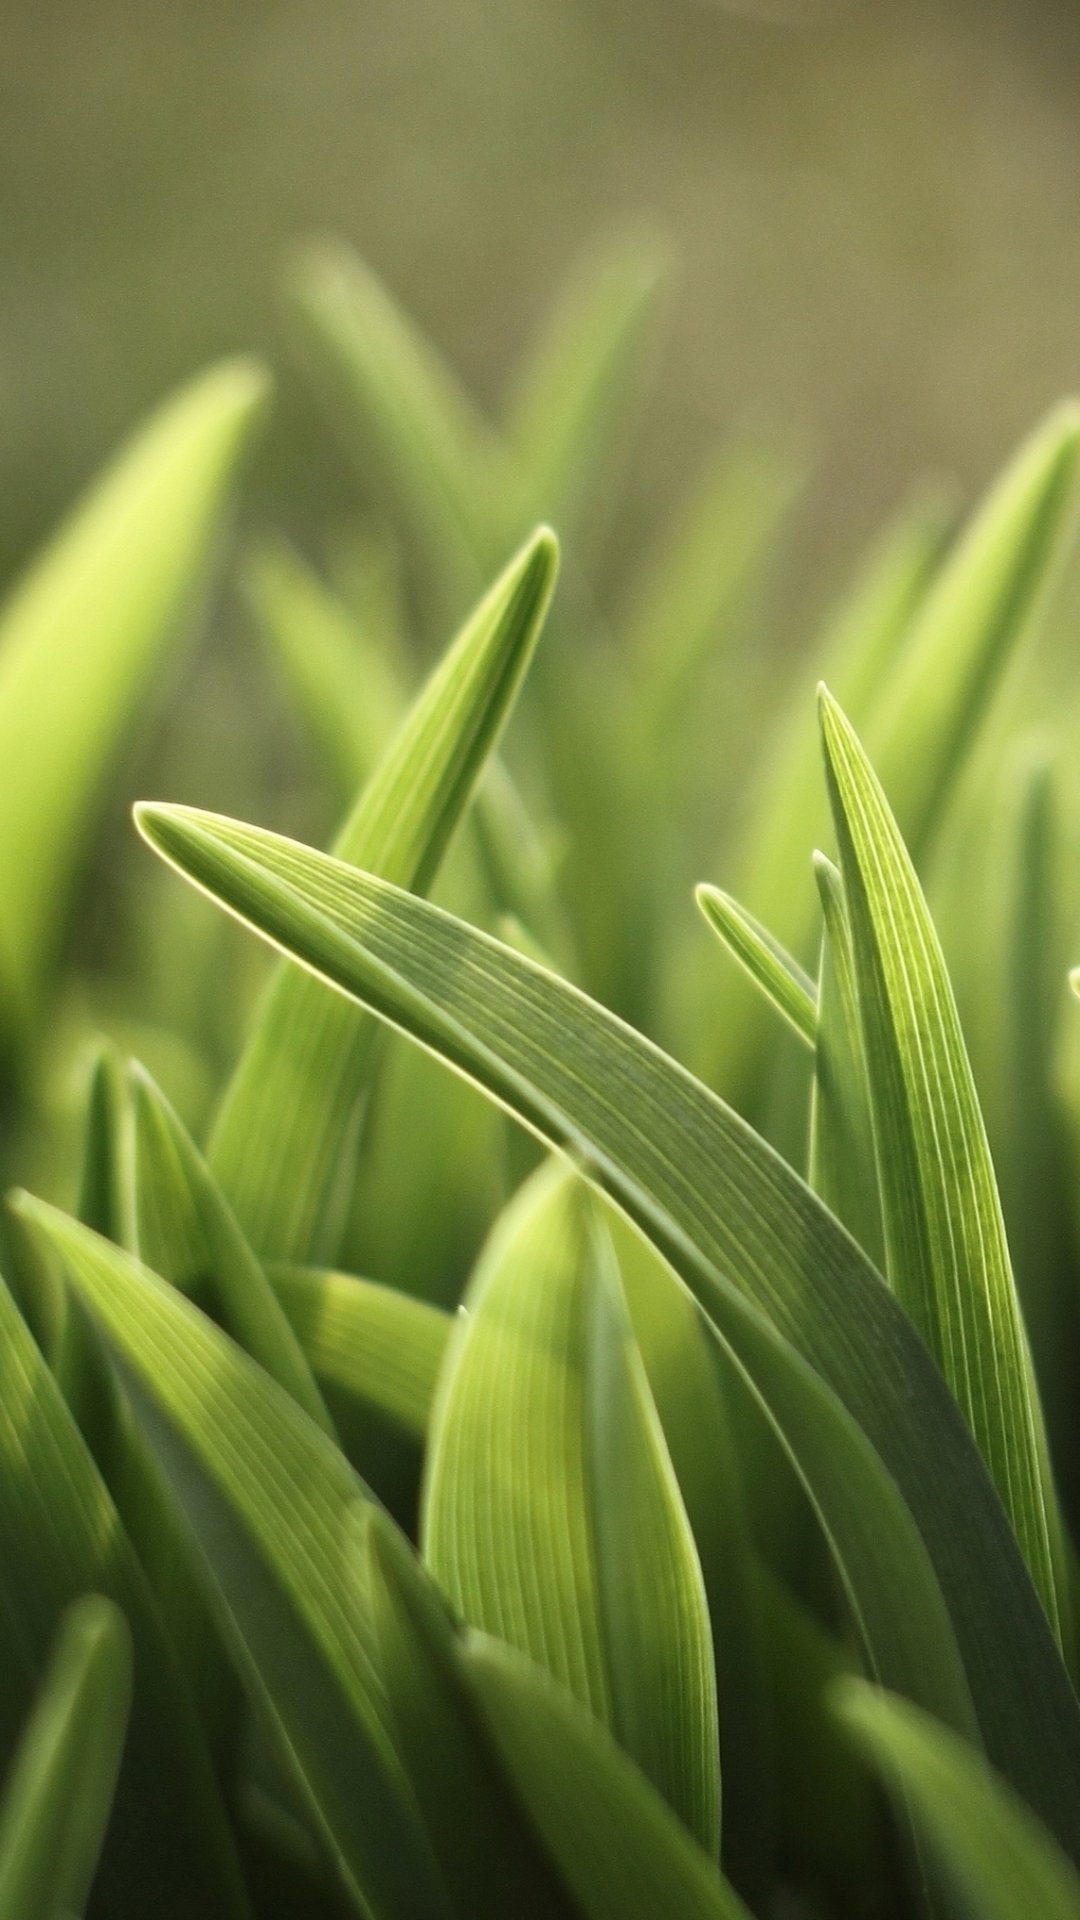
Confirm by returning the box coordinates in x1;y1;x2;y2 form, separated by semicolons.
5;0;1080;592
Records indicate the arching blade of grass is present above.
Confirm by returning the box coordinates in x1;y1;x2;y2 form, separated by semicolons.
0;1264;249;1916
12;1196;453;1920
127;1061;334;1435
269;1263;451;1441
695;886;816;1047
0;1596;131;1920
207;527;558;1262
507;231;668;554
820;688;1064;1639
136;806;1080;1862
807;855;882;1265
835;1680;1080;1920
423;1159;720;1852
465;1635;751;1920
0;357;269;1046
284;241;514;608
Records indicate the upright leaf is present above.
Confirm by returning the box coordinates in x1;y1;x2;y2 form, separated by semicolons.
0;357;269;1038
207;527;558;1261
695;886;816;1047
807;854;882;1264
423;1160;720;1851
137;805;1080;1863
0;1596;131;1920
819;688;1063;1638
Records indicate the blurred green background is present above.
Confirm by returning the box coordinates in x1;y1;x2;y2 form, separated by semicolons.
5;0;1080;588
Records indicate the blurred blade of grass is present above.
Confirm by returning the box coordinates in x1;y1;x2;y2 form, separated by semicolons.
268;1261;451;1441
206;527;558;1263
15;1195;454;1920
0;1596;130;1920
0;358;269;1056
836;1680;1080;1920
423;1159;720;1851
820;688;1066;1643
134;806;1080;1858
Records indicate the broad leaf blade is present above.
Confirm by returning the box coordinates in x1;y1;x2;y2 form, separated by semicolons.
820;688;1064;1637
465;1636;751;1920
269;1263;450;1440
423;1160;720;1850
836;1680;1080;1920
135;806;1080;1864
0;357;269;1036
207;527;558;1261
0;1596;131;1920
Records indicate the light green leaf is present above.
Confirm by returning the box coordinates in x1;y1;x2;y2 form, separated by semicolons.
819;687;1064;1639
0;1596;131;1920
0;1259;249;1916
126;1060;334;1435
465;1635;751;1920
207;526;558;1262
695;885;816;1047
807;853;882;1264
423;1159;720;1851
836;1680;1080;1920
136;803;1080;1862
0;357;269;1038
12;1195;451;1920
269;1262;451;1439
284;240;515;607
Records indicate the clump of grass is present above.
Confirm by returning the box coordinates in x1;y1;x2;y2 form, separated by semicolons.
2;235;1080;1919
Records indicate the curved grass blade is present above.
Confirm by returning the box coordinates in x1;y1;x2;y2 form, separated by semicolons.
0;1262;249;1916
807;854;882;1264
0;357;269;1040
362;1507;577;1920
465;1635;751;1920
284;240;515;606
819;687;1064;1638
12;1195;452;1920
269;1262;451;1439
0;1596;131;1920
134;801;1080;1860
836;1680;1080;1920
127;1060;334;1435
207;527;558;1261
423;1159;719;1851
695;885;816;1047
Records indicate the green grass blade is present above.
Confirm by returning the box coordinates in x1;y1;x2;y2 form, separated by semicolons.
269;1262;451;1439
362;1508;576;1920
0;358;269;1039
423;1159;720;1851
0;1260;249;1916
0;1596;131;1920
284;240;514;605
819;687;1064;1638
136;805;1080;1862
807;854;883;1264
465;1635;751;1920
12;1196;452;1920
695;885;816;1047
836;1680;1080;1920
207;527;558;1262
127;1061;334;1435
507;231;667;552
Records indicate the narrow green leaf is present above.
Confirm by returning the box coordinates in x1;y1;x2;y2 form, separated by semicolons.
465;1635;751;1920
807;853;883;1264
836;1680;1080;1920
0;1260;249;1916
207;527;558;1262
695;885;816;1047
126;1060;334;1434
0;357;269;1035
284;241;514;605
820;687;1064;1638
423;1159;720;1851
269;1262;451;1439
134;801;1080;1860
0;1596;131;1920
12;1195;451;1920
